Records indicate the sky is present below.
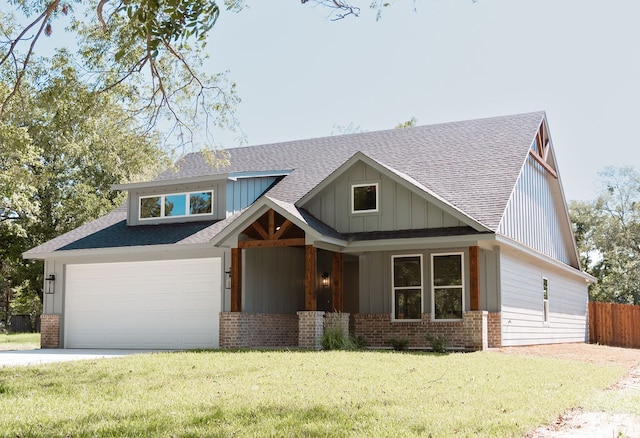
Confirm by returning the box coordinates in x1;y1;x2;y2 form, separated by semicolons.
205;0;640;202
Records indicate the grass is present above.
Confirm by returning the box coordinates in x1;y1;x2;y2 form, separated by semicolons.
0;350;628;437
0;332;40;351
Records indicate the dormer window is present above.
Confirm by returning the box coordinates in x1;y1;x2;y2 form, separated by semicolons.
352;183;378;213
139;191;213;220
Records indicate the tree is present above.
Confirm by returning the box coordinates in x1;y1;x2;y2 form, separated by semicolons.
395;117;417;128
0;54;167;327
1;0;243;148
569;166;640;304
0;0;405;148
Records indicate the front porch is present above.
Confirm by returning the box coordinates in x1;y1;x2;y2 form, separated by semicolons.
223;208;502;351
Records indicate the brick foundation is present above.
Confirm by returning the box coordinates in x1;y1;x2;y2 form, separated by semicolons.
323;312;350;339
353;312;493;351
353;314;464;349
40;314;60;348
463;311;488;350
219;312;298;348
297;311;325;350
487;312;502;348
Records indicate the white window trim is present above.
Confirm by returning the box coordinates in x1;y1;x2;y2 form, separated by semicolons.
139;190;213;221
391;254;424;322
430;252;465;321
351;182;379;214
542;277;549;325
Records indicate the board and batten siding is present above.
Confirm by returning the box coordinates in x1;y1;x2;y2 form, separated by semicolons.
500;251;588;346
304;161;464;234
497;149;576;267
226;176;280;217
358;248;482;316
479;249;500;312
242;247;305;314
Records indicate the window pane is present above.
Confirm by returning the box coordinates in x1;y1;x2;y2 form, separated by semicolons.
395;289;422;319
434;288;463;319
433;254;462;286
353;185;377;211
190;192;212;215
140;197;161;218
394;256;422;287
165;194;186;217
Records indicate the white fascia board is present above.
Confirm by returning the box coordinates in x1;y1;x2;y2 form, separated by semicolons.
495;234;596;283
112;174;228;191
24;242;220;261
338;233;496;254
209;196;346;247
227;170;292;181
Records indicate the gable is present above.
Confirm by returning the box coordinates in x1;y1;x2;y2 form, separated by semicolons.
498;137;579;268
301;159;474;234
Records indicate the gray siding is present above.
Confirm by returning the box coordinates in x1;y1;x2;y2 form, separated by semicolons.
358;248;471;317
479;249;500;312
498;149;576;266
242;247;305;314
500;251;588;346
226;177;279;217
127;180;225;225
304;161;464;234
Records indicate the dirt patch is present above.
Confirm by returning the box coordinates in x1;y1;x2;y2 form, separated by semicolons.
494;343;640;437
494;342;640;368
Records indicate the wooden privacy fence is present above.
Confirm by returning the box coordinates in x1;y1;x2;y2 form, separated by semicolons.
589;302;640;349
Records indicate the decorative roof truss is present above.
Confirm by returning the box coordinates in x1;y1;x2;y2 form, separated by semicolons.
529;120;558;179
238;209;305;248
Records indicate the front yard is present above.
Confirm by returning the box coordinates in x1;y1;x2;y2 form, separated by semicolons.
0;348;634;437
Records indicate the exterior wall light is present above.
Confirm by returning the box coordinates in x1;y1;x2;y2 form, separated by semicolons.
225;269;231;289
321;272;330;288
45;274;56;294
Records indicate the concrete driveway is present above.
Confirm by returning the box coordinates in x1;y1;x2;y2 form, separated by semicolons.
0;349;160;367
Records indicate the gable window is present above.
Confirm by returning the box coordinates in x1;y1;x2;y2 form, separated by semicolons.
543;277;549;324
392;255;423;320
431;253;464;320
352;183;378;213
140;191;213;220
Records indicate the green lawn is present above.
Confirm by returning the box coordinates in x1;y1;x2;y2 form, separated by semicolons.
0;332;40;351
0;350;629;437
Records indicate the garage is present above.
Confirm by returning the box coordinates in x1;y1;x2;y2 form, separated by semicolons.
64;258;221;349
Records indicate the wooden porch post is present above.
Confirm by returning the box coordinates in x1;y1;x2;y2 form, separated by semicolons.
305;245;317;311
469;246;480;311
231;247;242;312
332;252;343;312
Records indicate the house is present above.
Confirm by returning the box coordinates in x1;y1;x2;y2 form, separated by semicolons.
24;111;594;351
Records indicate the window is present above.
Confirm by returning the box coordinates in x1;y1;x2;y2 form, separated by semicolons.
140;196;161;218
431;253;464;320
189;191;212;215
543;277;549;323
352;183;378;213
392;255;423;320
140;191;213;220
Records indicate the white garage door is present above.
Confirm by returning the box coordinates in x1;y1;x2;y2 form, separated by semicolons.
65;258;221;349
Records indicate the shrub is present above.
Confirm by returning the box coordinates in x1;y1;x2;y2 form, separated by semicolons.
386;338;409;351
321;326;358;350
425;332;449;353
352;335;367;349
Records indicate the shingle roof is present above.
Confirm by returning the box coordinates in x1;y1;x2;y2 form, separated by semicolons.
164;111;543;229
59;220;219;250
25;111;544;256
